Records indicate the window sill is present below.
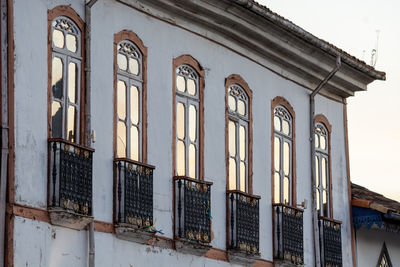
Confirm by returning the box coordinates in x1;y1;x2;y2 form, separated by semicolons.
227;249;260;265
175;238;212;256
274;259;304;267
49;207;93;230
115;223;156;244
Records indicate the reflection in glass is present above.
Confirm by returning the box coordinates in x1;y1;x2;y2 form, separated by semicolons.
320;136;326;150
282;120;290;135
129;58;139;75
176;141;185;176
322;190;327;205
283;177;289;204
176;75;185;92
189;105;197;142
229;158;236;190
316;190;320;210
131;126;139;161
117;80;126;120
315;156;319;187
68;62;77;103
228;95;236;111
315;134;319;148
322;158;327;189
229;121;236;156
52;57;63;99
237;100;245;116
117;54;127;71
51;101;63;138
67;106;76;142
283;142;290;176
240;162;246;192
189;144;196;179
274;116;281;132
187;79;196;96
131;86;139;125
274;172;280;203
177;102;185;139
274;137;280;172
53;29;64;48
117;121;126;157
239;126;246;160
66;34;77;53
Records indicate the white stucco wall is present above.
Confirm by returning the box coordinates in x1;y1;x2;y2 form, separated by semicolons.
11;0;353;266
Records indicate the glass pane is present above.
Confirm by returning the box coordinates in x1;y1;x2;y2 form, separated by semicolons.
129;58;139;75
282;120;290;135
322;157;327;189
52;57;63;99
274;137;280;172
239;125;246;160
274;116;281;132
189;105;197;142
283;141;290;176
315;133;319;148
320;136;326;150
187;79;196;96
176;75;185;92
315;156;319;187
274;172;280;203
117;80;126;120
53;29;64;48
240;162;246;192
66;34;77;53
316;189;320;211
131;126;139;161
229;158;236;190
283;177;289;204
176;141;185;176
228;95;236;111
229;120;236;156
68;62;77;103
51;101;62;138
131;86;139;125
177;102;185;139
67;106;76;142
323;190;328;216
189;144;196;179
323;190;327;204
117;121;126;158
117;54;127;71
237;100;245;116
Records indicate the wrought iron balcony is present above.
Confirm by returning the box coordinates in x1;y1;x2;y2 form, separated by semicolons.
319;217;342;267
114;158;154;232
48;138;94;229
227;190;260;258
174;176;212;254
273;204;304;265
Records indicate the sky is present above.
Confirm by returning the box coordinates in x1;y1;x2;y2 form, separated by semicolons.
258;0;400;201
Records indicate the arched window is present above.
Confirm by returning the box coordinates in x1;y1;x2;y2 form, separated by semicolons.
49;9;84;144
173;56;204;179
226;75;252;193
271;97;296;205
114;30;147;162
314;115;332;217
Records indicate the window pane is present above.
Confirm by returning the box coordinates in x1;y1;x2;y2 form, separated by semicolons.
283;176;289;204
229;158;236;190
283;141;290;176
239;125;246;160
237;100;245;116
66;34;77;53
282;120;290;135
274;137;280;172
52;57;63;99
67;106;76;142
117;121;126;158
51;101;63;138
316;189;320;211
176;141;185;176
228;120;236;156
117;54;127;71
131;125;139;161
189;144;196;179
274;172;280;203
228;95;236;111
177;102;185;139
68;62;77;103
176;75;185;92
320;136;326;150
129;58;139;75
240;162;246;192
187;79;196;96
131;85;139;125
117;80;126;120
322;157;327;189
323;190;327;205
315;133;319;148
323;190;328;216
315;156;319;187
189;105;197;142
274;116;281;132
53;29;64;48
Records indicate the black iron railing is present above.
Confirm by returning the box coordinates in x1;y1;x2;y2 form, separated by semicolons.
115;158;154;228
227;190;260;255
48;138;94;216
273;204;304;265
174;176;212;244
319;217;342;267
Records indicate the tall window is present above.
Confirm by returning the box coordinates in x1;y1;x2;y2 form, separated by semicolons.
314;117;331;217
50;13;83;143
174;56;204;179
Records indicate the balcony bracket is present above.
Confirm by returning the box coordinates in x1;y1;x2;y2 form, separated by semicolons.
175;239;211;256
115;223;155;244
228;250;260;266
49;207;93;230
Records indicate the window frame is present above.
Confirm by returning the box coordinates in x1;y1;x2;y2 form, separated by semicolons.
113;30;147;162
225;74;253;194
271;96;297;206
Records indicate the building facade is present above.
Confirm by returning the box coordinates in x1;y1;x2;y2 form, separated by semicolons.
0;0;385;266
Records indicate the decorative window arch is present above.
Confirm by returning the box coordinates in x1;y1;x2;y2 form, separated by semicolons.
114;30;148;162
172;55;204;180
377;243;393;267
48;6;85;144
314;114;332;218
225;74;253;193
271;96;296;205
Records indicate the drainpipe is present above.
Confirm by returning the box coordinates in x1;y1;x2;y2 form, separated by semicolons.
310;56;341;267
85;1;98;267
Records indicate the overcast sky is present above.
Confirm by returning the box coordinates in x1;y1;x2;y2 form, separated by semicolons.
258;0;400;201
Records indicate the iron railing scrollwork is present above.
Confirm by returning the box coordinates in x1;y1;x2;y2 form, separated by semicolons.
48;138;94;216
227;190;260;255
273;204;304;265
319;217;342;267
115;158;155;228
174;176;212;245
